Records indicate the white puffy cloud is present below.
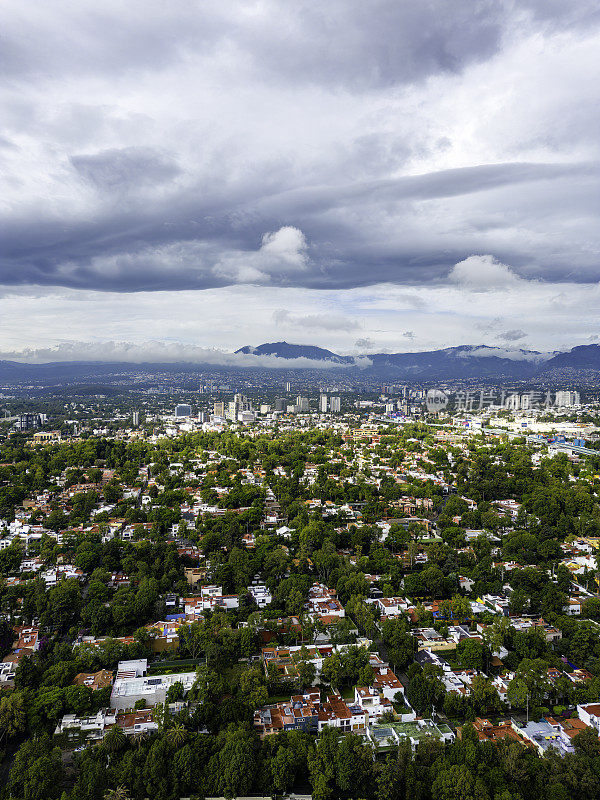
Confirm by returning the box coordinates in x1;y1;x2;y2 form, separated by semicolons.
214;227;309;284
448;255;524;290
260;227;308;271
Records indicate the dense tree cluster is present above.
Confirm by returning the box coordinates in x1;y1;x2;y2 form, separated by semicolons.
1;421;600;799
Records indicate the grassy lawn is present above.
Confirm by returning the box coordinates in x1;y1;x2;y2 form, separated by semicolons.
393;703;413;715
147;658;204;675
268;693;294;703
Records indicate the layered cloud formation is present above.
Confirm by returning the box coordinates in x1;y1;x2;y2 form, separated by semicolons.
0;341;364;369
1;1;599;357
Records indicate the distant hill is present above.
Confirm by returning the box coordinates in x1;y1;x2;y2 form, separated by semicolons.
235;341;354;363
543;344;600;370
363;345;547;378
236;342;555;378
235;341;600;379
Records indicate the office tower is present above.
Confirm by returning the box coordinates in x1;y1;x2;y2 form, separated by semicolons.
227;401;238;420
555;390;580;407
227;394;252;420
285;381;291;392
15;413;46;431
213;401;225;417
295;396;309;413
274;398;286;412
330;396;341;413
132;411;140;426
505;393;520;410
175;404;192;418
319;393;328;413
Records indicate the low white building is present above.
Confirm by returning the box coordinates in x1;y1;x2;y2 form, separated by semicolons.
55;708;117;742
577;703;600;733
110;670;197;711
249;583;272;608
353;686;393;719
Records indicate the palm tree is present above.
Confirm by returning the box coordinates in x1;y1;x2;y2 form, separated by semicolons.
131;729;148;749
166;723;188;748
103;787;131;800
103;725;127;754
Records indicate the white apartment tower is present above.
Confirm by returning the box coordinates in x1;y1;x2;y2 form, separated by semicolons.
555;390;580;407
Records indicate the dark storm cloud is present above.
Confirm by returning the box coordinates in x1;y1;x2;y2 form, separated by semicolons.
3;1;598;88
1;158;596;292
1;0;599;296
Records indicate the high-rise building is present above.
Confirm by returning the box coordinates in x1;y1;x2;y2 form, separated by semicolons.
285;381;292;393
505;393;520;410
234;393;247;408
295;396;309;413
175;404;192;418
274;398;286;412
330;396;341;413
555;390;580;407
213;401;225;417
226;394;252;420
132;411;140;426
15;413;47;431
319;393;328;413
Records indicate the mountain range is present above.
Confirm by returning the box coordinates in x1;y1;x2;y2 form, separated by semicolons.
236;342;600;379
1;342;599;384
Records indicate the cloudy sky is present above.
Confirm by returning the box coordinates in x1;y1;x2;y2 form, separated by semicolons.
1;0;599;363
